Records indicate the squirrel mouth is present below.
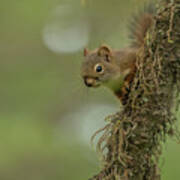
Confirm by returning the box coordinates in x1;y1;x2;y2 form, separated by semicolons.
83;77;101;88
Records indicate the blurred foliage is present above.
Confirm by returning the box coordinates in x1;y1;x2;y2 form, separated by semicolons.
0;0;179;179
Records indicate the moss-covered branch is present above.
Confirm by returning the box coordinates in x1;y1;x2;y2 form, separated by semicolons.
90;0;180;179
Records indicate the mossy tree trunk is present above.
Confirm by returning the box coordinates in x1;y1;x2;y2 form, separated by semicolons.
90;0;180;179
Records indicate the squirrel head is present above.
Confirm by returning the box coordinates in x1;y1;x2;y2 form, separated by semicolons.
81;45;125;89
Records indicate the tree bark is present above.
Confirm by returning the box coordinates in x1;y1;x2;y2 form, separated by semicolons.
90;0;180;179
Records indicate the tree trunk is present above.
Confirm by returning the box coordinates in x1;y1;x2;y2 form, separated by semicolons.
90;0;180;179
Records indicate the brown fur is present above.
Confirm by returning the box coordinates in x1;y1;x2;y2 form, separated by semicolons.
81;7;154;104
130;13;154;47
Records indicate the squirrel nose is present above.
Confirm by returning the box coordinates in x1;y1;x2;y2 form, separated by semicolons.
84;77;94;87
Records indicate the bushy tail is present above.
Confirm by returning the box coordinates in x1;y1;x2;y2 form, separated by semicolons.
129;4;155;47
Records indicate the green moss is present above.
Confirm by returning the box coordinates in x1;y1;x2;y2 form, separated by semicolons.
90;1;180;179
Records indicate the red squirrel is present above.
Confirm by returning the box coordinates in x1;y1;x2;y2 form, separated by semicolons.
81;5;154;105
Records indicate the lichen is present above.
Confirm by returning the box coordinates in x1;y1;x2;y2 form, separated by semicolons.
89;0;180;179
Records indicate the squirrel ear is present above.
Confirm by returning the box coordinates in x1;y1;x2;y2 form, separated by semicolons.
97;45;112;57
84;48;89;56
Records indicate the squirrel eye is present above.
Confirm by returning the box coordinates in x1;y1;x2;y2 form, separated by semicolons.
95;64;104;73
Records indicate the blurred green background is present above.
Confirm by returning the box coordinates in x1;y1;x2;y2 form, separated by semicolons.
0;0;179;179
